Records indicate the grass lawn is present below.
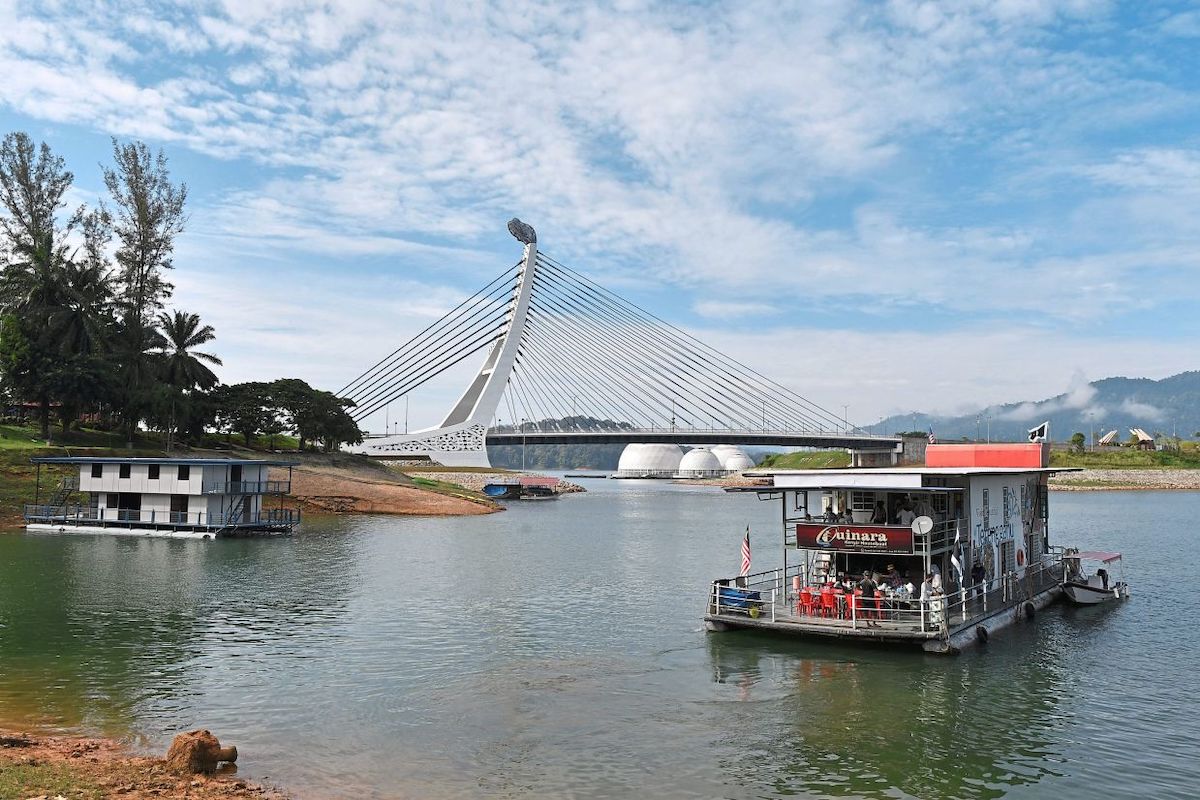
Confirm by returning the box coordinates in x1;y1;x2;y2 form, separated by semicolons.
0;755;102;798
756;450;852;469
1049;448;1200;469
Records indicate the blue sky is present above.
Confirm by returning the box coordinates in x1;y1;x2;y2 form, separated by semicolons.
2;0;1199;432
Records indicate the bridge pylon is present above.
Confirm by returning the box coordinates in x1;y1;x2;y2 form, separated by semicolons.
345;220;537;465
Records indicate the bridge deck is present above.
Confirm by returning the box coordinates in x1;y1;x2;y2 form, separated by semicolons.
482;430;899;449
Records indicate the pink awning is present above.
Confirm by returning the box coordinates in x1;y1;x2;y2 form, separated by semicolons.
1067;551;1122;563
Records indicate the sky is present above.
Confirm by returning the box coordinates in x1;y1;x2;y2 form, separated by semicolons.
2;0;1199;434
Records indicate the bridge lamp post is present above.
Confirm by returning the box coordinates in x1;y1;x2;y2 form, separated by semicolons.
521;417;527;471
842;405;849;434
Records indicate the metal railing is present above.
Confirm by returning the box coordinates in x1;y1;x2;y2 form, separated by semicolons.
23;504;301;529
708;558;1064;637
201;480;291;495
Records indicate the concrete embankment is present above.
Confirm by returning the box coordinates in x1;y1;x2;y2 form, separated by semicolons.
1049;468;1200;490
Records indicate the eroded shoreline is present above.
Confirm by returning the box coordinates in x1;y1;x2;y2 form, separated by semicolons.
0;727;289;799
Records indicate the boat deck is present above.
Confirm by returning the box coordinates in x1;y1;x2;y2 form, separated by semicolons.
706;561;1064;653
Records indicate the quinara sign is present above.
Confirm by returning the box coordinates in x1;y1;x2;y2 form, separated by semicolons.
795;523;914;554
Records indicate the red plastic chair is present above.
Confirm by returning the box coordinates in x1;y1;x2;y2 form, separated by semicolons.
799;587;815;617
820;587;836;618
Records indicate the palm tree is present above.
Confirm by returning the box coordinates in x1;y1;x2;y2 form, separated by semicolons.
156;310;222;391
155;310;222;449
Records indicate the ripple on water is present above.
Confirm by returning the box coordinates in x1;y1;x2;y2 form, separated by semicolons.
0;489;1198;799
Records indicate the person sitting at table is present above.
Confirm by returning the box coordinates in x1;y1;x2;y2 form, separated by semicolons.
896;500;917;526
883;564;901;588
871;501;888;524
824;506;838;523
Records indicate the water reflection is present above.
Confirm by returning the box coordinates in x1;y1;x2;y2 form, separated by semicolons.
705;629;1071;799
0;524;360;736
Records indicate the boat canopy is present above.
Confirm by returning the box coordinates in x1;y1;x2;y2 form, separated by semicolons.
1066;551;1122;563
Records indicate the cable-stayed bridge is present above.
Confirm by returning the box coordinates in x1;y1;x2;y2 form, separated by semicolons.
340;220;900;466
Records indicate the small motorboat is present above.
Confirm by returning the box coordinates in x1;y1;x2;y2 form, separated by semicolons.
1061;550;1129;605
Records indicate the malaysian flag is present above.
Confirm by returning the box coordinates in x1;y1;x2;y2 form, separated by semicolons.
928;426;937;444
740;526;751;576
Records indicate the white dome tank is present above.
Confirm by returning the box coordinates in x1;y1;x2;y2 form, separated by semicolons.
721;450;755;472
616;443;683;476
677;447;723;477
710;444;753;471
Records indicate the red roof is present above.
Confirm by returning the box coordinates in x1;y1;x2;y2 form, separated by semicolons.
925;443;1048;469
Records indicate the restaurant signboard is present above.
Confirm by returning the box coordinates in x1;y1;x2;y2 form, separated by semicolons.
795;523;914;555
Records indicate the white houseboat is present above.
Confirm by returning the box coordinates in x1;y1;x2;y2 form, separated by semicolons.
24;456;300;539
706;443;1079;654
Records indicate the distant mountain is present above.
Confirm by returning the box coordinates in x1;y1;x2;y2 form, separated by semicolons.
876;371;1200;443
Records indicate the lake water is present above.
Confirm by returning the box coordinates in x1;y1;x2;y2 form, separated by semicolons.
0;481;1195;799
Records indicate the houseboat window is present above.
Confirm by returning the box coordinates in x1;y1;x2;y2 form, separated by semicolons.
981;488;990;524
106;493;118;508
119;463;131;479
850;491;874;512
178;465;190;481
91;463;102;478
170;494;188;514
1002;487;1011;522
930;493;949;518
148;464;160;480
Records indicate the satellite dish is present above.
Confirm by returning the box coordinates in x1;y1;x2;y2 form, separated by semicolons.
912;516;934;536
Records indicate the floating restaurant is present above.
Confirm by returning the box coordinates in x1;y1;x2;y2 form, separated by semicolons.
706;442;1079;654
23;456;300;539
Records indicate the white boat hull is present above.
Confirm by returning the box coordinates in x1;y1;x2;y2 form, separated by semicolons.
1062;581;1128;605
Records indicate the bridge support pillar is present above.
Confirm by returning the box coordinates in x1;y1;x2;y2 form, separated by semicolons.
848;446;901;468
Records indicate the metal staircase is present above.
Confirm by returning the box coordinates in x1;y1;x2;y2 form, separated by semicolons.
47;475;78;509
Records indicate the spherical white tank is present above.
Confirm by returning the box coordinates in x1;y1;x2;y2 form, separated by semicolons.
721;450;755;472
617;443;683;473
678;447;722;475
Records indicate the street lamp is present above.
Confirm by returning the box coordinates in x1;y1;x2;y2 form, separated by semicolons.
521;417;527;471
843;405;849;434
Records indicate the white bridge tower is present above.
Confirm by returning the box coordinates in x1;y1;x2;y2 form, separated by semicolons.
347;219;537;466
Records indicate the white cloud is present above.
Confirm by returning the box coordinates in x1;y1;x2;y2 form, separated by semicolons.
692;300;781;320
2;0;1199;428
1119;399;1165;422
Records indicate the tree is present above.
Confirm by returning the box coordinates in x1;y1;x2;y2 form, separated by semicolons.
268;378;362;451
154;310;222;449
211;382;276;446
103;138;187;443
1069;432;1086;453
0;132;84;438
156;310;221;391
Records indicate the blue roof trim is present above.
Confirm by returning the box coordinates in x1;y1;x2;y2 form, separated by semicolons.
30;456;299;466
